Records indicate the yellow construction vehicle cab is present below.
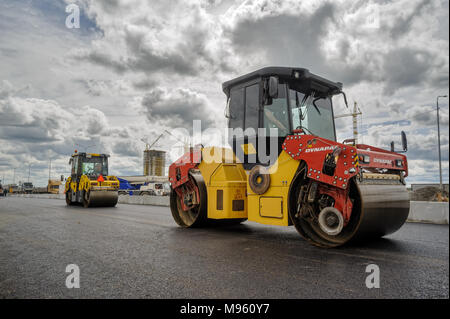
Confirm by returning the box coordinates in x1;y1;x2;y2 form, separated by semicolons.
65;151;119;207
48;179;62;194
168;67;410;248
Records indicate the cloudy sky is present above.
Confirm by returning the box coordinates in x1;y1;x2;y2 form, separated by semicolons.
0;0;448;186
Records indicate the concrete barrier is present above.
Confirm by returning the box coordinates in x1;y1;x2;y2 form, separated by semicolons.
408;201;449;225
6;195;448;225
8;193;169;206
12;193;65;200
118;194;169;207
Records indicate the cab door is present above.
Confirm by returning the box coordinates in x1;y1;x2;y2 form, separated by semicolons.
228;80;264;170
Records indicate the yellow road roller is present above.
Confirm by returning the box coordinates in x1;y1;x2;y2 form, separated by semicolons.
65;151;119;207
168;67;410;248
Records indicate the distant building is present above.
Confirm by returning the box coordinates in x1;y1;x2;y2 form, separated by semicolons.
143;150;166;176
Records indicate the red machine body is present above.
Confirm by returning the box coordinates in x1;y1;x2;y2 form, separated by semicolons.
282;131;408;224
168;147;202;211
356;144;408;177
169;132;408;234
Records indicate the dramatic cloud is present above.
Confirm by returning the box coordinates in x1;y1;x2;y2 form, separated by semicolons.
225;1;371;85
72;0;235;77
0;80;145;183
141;87;215;129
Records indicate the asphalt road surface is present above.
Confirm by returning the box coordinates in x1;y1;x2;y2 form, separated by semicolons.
0;197;448;298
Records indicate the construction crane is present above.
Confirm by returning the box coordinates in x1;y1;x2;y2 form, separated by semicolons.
164;129;191;153
142;131;190;153
334;101;362;144
141;134;164;151
168;66;410;248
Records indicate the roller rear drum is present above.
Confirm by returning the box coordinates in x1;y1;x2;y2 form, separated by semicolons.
170;172;247;228
170;173;208;227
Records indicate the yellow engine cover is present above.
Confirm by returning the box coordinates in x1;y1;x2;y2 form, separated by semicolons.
198;147;300;225
199;147;248;219
246;151;300;226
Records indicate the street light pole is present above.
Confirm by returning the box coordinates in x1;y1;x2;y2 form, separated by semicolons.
436;95;448;192
49;159;52;182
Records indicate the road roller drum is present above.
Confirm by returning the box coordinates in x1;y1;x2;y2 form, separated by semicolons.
83;190;118;208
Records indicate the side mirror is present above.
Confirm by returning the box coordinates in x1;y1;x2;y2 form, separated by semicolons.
401;131;407;152
224;98;232;119
338;91;349;108
61;175;64;182
268;76;279;98
390;131;408;153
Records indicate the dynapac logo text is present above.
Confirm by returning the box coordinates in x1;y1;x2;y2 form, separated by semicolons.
305;146;335;153
373;158;392;164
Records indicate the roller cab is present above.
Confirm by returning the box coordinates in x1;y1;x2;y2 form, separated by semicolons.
169;67;410;247
65;151;119;208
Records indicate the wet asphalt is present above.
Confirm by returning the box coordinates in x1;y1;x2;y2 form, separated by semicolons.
0;197;448;298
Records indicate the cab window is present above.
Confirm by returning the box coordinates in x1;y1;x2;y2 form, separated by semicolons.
228;87;244;130
244;84;259;132
82;162;103;175
72;157;78;176
289;89;336;141
263;83;290;136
